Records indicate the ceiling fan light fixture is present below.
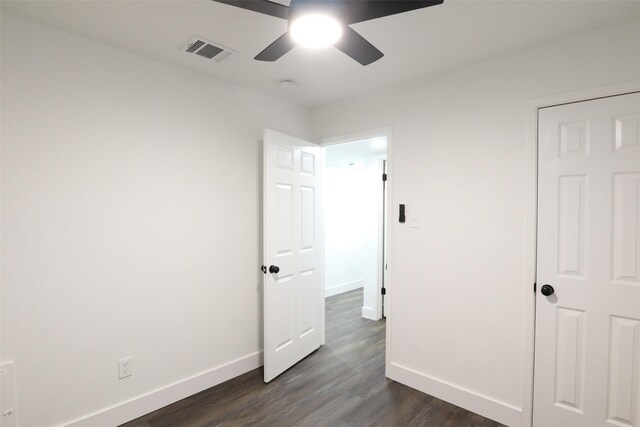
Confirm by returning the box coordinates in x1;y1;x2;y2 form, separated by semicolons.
289;14;343;49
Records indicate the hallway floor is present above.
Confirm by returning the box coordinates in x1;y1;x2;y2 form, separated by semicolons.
123;289;503;426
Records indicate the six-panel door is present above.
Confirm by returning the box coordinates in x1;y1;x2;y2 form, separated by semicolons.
534;92;640;426
263;129;323;383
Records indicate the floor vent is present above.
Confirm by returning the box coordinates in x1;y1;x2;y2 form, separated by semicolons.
183;37;236;63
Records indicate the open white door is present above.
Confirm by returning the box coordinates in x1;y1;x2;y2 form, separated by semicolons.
534;92;640;426
263;129;323;383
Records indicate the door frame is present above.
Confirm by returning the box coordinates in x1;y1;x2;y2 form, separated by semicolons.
320;127;392;358
523;80;640;427
378;158;388;318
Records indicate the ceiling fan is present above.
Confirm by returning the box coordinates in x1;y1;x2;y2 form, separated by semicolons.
211;0;444;65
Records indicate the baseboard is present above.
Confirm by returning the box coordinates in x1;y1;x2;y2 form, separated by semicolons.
325;280;363;298
388;362;522;427
361;306;377;320
64;351;263;427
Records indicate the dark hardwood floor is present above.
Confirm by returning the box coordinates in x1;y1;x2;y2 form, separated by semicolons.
123;289;503;427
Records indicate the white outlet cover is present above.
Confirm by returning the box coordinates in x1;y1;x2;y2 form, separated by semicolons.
1;362;18;427
118;357;133;379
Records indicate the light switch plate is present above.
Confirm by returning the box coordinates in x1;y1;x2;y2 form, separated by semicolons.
409;212;420;228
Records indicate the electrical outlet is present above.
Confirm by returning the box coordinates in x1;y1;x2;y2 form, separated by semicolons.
1;362;18;427
118;357;132;380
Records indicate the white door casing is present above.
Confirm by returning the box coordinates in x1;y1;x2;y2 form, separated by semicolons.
534;92;640;426
263;129;323;383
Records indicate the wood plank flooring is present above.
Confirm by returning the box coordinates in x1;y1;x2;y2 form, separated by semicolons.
123;289;504;427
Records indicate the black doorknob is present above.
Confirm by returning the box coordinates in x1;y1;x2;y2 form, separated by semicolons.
269;265;280;274
541;284;555;296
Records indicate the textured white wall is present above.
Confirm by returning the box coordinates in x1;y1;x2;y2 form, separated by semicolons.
0;15;310;426
311;19;640;425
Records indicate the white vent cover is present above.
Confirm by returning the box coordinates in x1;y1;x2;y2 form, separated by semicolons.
182;37;236;63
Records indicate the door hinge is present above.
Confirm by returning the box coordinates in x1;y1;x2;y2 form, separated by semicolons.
382;173;387;182
533;282;537;293
381;287;386;295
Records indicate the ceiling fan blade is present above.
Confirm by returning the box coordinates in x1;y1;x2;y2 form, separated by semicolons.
211;0;289;19
254;32;296;61
339;0;444;24
333;26;383;66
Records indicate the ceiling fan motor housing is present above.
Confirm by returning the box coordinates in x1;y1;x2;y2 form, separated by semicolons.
287;0;344;24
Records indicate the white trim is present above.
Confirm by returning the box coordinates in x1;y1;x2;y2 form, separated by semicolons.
522;79;640;427
527;80;640;111
388;363;521;427
320;127;392;147
361;306;377;320
325;279;364;298
377;158;387;321
63;352;263;427
318;147;326;346
521;87;540;427
385;129;393;379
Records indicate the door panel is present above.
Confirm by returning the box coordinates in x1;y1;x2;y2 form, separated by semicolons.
558;175;587;278
534;92;640;427
613;173;640;285
263;129;323;383
554;307;586;413
607;316;640;426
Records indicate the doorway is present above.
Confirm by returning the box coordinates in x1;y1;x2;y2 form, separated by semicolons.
261;128;391;383
323;136;388;321
533;91;640;426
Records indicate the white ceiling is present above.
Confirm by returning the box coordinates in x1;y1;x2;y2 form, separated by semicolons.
3;0;640;109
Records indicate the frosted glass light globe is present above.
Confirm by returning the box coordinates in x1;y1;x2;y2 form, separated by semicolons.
290;14;343;49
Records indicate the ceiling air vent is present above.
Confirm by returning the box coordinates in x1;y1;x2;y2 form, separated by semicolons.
183;37;236;63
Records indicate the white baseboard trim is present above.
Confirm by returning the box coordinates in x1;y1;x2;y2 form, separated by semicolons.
64;351;263;427
325;279;363;298
361;306;377;320
388;362;522;427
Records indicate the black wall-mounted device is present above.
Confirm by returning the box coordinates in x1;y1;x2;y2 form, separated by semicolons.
399;204;406;223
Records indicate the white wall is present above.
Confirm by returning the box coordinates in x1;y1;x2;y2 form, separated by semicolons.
311;19;640;426
0;14;310;426
323;164;366;296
